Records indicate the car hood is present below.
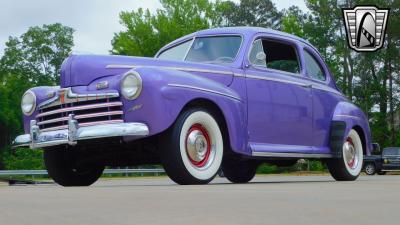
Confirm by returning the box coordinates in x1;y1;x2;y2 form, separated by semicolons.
60;54;234;87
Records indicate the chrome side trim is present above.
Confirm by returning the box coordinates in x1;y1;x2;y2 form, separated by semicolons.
37;111;123;126
38;88;119;109
334;114;361;120
106;64;233;76
167;83;241;101
36;102;123;118
246;74;311;88
312;85;343;96
245;74;342;95
252;151;333;158
233;73;246;77
40;119;124;132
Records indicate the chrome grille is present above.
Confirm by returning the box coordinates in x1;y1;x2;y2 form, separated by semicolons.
36;89;123;132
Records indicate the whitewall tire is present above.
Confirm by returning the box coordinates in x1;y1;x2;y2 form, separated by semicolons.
160;108;224;185
328;129;364;181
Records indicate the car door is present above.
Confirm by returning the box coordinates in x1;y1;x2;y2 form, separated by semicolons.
301;46;345;154
245;35;314;154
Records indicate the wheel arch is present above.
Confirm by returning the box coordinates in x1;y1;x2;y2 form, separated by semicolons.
332;101;373;155
180;98;239;155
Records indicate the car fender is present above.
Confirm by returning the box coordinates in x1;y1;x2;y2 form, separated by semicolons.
22;86;61;133
332;101;373;155
121;67;247;154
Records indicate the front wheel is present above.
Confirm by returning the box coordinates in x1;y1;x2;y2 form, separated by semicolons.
160;108;224;185
327;129;364;181
364;163;376;175
44;146;104;186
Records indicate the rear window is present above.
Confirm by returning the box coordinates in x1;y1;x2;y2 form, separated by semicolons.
304;50;326;81
383;148;400;155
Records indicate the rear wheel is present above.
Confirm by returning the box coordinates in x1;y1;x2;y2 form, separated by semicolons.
364;163;376;175
160;108;224;185
44;146;104;186
327;129;363;181
222;155;257;183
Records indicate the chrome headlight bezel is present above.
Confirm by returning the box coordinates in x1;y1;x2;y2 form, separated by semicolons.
21;90;37;116
120;71;142;100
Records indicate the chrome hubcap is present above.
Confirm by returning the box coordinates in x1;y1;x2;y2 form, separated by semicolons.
343;137;358;169
185;124;211;167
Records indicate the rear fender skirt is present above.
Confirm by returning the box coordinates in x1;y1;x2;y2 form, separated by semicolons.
329;121;346;158
332;101;373;155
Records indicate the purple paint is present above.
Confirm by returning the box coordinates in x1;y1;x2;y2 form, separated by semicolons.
21;27;372;157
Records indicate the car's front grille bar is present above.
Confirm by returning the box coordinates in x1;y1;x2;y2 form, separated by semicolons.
37;111;124;126
36;88;124;131
36;102;123;118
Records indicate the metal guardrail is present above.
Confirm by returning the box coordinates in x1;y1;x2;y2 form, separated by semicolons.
0;168;165;176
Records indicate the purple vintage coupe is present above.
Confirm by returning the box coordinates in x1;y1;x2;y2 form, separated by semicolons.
14;27;373;186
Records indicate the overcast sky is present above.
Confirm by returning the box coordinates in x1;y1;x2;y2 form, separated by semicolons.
0;0;307;56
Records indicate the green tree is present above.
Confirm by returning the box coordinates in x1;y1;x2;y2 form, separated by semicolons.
215;0;282;28
112;0;214;57
0;23;74;169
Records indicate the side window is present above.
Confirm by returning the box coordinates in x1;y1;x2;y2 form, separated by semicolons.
249;39;266;67
304;50;326;81
157;40;192;61
255;39;300;74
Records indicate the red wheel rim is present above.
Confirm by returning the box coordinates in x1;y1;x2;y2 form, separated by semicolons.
185;123;212;168
346;137;356;168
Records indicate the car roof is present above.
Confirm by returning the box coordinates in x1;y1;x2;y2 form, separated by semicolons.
197;27;305;41
162;27;311;49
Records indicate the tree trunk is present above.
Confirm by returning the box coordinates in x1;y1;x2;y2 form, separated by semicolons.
387;38;395;145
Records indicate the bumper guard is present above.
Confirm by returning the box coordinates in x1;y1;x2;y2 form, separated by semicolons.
13;114;149;149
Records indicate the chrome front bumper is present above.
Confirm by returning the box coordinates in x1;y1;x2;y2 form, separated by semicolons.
13;115;149;149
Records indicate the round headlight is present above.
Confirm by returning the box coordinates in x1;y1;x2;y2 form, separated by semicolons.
121;72;142;100
21;90;36;116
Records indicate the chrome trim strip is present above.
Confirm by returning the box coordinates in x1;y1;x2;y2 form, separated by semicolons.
38;88;119;109
246;74;311;88
36;102;123;118
334;114;361;120
252;151;333;158
106;64;233;76
233;73;246;77
40;119;124;132
37;111;123;126
312;85;343;95
245;74;342;95
167;83;241;101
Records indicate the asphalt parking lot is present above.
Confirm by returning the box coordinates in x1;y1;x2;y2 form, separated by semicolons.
0;175;399;225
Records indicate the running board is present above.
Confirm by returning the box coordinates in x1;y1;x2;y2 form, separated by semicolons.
252;152;333;158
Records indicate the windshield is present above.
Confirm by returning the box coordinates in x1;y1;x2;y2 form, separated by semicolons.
157;36;242;64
